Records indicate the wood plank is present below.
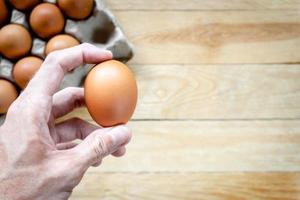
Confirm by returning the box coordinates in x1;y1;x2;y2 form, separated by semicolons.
61;64;300;120
107;0;300;10
112;11;300;64
57;121;300;172
70;172;300;200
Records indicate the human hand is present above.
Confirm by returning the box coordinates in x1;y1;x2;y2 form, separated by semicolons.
0;43;132;200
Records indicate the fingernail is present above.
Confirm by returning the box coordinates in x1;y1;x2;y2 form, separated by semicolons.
106;50;113;58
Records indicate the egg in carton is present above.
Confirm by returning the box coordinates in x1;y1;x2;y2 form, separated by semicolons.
0;0;134;123
0;0;134;89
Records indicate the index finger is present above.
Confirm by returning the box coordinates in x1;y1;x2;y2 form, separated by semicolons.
25;43;112;97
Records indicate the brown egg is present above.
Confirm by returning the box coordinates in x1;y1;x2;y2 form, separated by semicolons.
0;24;32;59
9;0;40;10
84;60;138;127
45;34;80;55
13;56;43;89
30;3;65;39
0;79;18;114
0;0;8;26
58;0;94;20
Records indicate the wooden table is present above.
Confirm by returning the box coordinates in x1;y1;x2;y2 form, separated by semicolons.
70;1;300;199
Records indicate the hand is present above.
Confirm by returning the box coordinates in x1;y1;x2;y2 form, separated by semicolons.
0;43;132;200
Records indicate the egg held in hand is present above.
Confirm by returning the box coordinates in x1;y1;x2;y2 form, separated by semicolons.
84;60;138;127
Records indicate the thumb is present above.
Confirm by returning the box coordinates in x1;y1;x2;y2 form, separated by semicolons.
72;125;131;167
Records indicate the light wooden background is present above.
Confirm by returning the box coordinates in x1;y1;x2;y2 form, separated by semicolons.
69;0;300;199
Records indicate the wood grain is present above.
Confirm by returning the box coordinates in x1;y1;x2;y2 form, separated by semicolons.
107;0;300;10
70;1;300;199
58;120;300;172
112;11;300;64
68;2;300;199
70;172;300;200
61;64;300;120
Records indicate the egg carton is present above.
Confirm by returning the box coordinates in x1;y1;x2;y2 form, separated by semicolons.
0;0;134;89
0;0;133;124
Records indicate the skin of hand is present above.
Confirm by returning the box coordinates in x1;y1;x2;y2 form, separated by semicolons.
0;43;132;200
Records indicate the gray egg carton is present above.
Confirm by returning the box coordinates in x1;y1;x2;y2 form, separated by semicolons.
0;0;134;89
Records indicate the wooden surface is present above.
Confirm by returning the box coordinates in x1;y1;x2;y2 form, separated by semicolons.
115;11;300;64
88;120;300;172
71;173;300;200
107;0;300;10
70;1;300;199
65;64;300;120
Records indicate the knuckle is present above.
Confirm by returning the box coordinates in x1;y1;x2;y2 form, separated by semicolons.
91;133;111;161
80;42;92;49
92;160;102;167
45;51;67;71
103;133;114;149
45;51;60;63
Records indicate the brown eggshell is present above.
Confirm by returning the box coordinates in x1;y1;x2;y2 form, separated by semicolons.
0;0;8;26
45;34;80;55
0;79;18;114
13;56;43;89
58;0;94;20
9;0;40;10
84;60;138;127
0;24;32;59
30;3;65;39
